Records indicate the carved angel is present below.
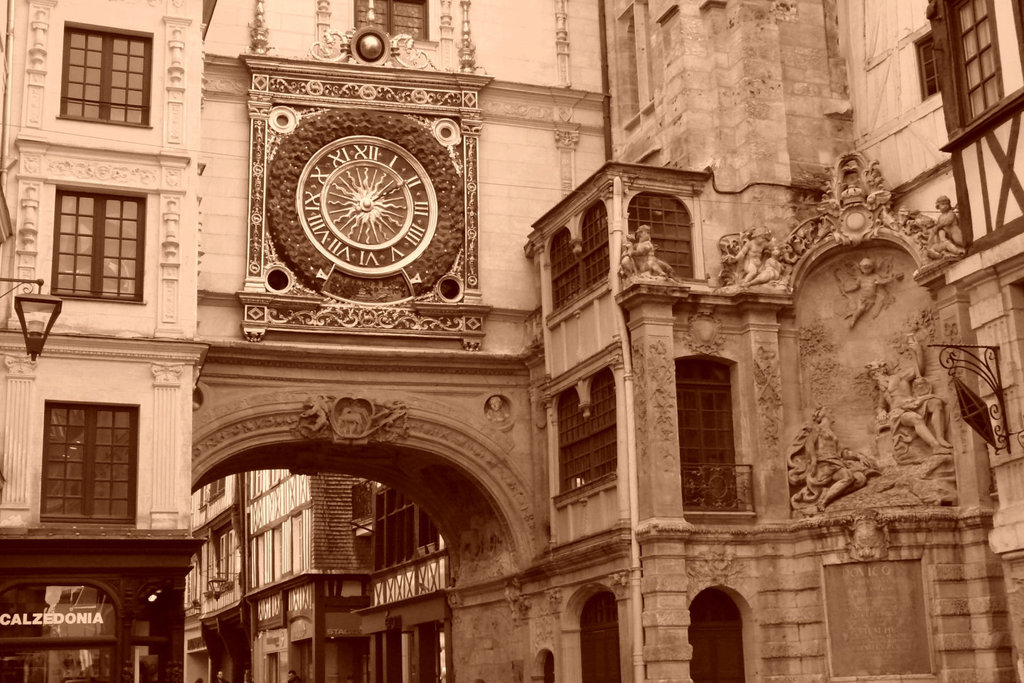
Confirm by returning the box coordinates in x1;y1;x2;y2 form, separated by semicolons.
296;395;332;438
833;256;903;329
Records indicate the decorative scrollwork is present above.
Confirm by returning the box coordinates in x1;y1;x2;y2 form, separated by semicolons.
933;345;1012;452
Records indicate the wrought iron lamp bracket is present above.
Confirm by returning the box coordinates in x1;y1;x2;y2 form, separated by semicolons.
930;344;1018;453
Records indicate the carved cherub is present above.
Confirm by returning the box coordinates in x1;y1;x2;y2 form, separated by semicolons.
297;395;332;437
833;256;903;329
626;225;675;279
925;195;965;259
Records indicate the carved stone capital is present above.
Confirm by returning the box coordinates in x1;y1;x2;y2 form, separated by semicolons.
152;363;184;386
4;355;36;377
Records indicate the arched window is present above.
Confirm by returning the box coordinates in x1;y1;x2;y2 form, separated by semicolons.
688;588;745;683
550;228;579;309
580;592;621;683
628;193;693;278
557;369;617;492
580;202;609;290
549;202;610;311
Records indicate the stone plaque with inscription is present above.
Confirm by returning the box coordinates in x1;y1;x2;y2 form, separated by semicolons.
824;560;931;676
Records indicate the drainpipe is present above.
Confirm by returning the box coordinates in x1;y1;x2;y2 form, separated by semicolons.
1;0;16;233
609;175;644;683
597;0;613;161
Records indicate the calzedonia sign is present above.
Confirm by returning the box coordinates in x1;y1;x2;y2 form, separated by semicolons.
1;611;106;626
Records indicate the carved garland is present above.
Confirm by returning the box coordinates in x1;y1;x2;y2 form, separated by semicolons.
753;345;782;455
265;109;465;301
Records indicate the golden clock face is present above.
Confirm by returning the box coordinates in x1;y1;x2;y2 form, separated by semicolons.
296;136;438;278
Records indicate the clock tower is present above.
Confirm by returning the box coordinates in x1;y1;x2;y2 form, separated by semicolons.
238;27;491;348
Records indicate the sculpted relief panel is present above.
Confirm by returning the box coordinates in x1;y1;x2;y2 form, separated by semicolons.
789;245;956;514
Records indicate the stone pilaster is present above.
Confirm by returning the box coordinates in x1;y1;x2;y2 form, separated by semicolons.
1;356;36;525
157;194;183;336
637;522;693;683
163;17;190;147
554;0;570;86
617;282;687;518
554;128;579;197
439;0;456;70
23;0;57;129
150;363;184;529
244;95;271;292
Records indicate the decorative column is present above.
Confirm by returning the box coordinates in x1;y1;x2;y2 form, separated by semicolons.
23;0;56;129
150;363;184;529
1;356;36;525
163;17;190;147
554;0;570;86
616;283;686;518
457;0;476;72
554;128;579;197
439;0;455;70
15;180;41;283
244;91;272;293
738;297;787;517
157;194;183;336
314;0;331;40
461;119;482;300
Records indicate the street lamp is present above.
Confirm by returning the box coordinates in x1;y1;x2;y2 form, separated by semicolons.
0;278;62;360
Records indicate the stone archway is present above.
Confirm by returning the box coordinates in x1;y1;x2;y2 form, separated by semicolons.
191;388;537;586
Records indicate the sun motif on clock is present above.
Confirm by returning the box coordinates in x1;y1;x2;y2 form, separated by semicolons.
297;136;438;277
265;109;464;304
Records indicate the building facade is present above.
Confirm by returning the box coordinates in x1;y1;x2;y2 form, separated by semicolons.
0;0;205;680
2;0;1021;682
925;0;1024;675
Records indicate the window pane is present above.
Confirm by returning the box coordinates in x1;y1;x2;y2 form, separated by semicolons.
62;28;150;124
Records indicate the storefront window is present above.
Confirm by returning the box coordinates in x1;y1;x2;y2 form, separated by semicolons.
0;584;118;683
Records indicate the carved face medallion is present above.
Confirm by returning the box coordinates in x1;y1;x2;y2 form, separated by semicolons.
297;136;438;277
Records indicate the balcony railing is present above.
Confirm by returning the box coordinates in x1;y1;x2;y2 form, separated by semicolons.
681;463;754;512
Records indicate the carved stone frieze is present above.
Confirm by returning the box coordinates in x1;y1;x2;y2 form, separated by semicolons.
845;510;890;561
631;338;678;467
294;395;408;444
256;75;465;109
797;321;840;409
310;29;438;70
47;159;158;187
504;577;530;623
681;310;725;355
717;153;965;294
686;548;744;590
753;346;782;455
833;255;904;329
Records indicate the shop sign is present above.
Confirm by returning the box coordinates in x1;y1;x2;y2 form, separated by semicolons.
1;611;105;626
0;584;116;638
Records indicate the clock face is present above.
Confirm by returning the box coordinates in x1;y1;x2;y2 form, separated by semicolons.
296;136;438;278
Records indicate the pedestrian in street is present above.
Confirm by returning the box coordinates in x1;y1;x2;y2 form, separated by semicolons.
286;671;300;683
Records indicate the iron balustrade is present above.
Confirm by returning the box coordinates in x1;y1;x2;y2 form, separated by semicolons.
681;463;754;512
